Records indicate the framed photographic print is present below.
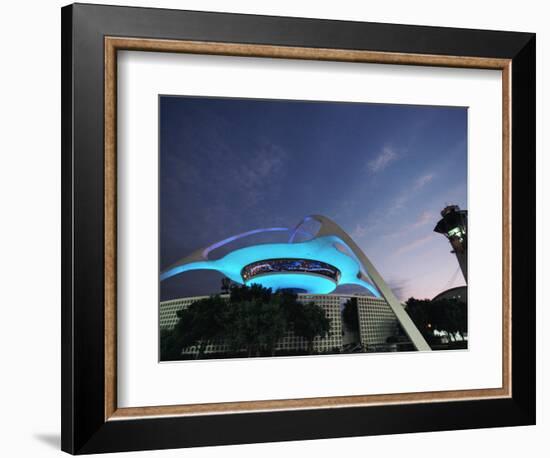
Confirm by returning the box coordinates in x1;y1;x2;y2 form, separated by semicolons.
61;3;536;454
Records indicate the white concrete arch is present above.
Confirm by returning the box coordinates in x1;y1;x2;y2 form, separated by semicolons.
301;215;431;352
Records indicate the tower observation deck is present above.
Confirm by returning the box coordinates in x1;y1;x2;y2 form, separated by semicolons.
434;205;468;282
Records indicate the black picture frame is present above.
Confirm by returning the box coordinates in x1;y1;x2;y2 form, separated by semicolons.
61;3;535;454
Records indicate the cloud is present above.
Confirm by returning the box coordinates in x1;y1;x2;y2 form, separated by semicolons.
351;223;368;239
163;134;290;245
393;234;436;256
384;210;435;239
386;172;436;214
386;278;411;301
414;173;434;190
239;147;286;186
367;146;398;173
413;210;433;227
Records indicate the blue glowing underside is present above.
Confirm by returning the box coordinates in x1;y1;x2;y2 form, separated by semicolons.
244;273;336;294
161;235;380;297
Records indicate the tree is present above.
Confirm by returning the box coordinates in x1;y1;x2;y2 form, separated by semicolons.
342;297;359;333
437;299;467;339
173;295;228;358
224;284;289;356
404;297;432;339
225;299;287;356
161;284;333;359
271;289;331;354
276;290;305;325
404;297;467;344
160;328;181;361
220;277;232;294
229;283;272;304
293;301;331;354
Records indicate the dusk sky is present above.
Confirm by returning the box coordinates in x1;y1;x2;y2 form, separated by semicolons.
160;96;467;302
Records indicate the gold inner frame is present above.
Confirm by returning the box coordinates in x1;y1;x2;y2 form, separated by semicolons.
104;37;512;421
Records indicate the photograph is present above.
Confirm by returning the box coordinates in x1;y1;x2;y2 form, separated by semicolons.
159;96;468;361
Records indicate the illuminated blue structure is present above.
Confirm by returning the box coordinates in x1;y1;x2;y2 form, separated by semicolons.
161;215;431;351
161;233;379;296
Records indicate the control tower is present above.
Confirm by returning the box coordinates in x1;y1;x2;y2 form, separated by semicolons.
434;205;468;282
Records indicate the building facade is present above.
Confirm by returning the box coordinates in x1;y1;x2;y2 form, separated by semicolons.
160;293;400;356
355;295;400;350
432;285;467;304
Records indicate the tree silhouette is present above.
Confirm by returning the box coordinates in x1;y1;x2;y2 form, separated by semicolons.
220;278;232;294
225;300;287;356
173;295;228;358
160;328;182;361
293;302;331;354
405;297;467;344
342;297;359;333
160;284;332;360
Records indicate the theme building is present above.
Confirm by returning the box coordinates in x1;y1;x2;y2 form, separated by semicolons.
161;215;430;351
